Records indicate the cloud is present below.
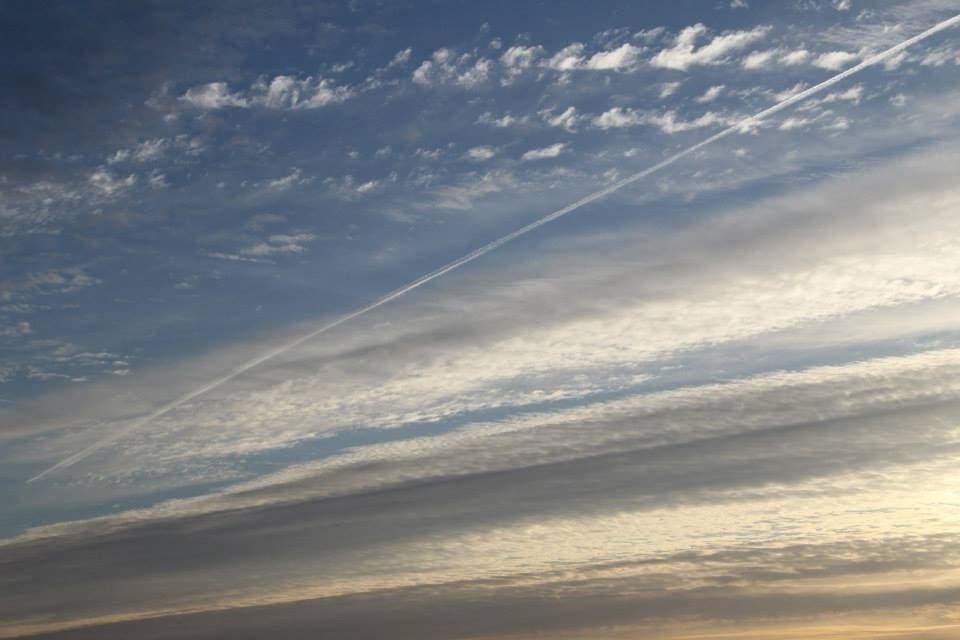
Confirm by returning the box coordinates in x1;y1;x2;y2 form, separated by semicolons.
412;49;493;88
742;47;811;69
0;321;32;337
424;170;516;209
813;50;859;70
88;169;136;196
500;45;544;82
477;112;529;128
241;233;316;257
180;75;353;110
651;24;770;70
465;146;497;161
0;268;101;302
264;168;312;191
695;84;725;103
521;143;567;160
545;43;587;71
541;41;645;73
179;81;247;108
592;107;734;133
582;43;645;70
539;106;580;131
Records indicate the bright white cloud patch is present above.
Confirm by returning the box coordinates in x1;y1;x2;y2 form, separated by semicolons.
651;23;770;70
813;50;860;70
520;143;567;160
181;75;352;109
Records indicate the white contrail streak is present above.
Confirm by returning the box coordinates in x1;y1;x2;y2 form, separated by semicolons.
28;13;960;483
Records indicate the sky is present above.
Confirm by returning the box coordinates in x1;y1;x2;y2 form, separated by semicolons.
2;0;960;637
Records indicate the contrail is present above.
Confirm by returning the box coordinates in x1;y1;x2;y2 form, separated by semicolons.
28;13;960;483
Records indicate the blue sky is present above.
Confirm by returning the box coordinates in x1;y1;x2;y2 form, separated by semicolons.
3;1;960;638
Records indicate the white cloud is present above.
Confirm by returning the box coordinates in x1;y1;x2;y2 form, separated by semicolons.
730;0;749;8
180;76;352;110
242;233;316;257
180;82;247;109
477;112;528;128
541;41;645;73
412;49;493;88
659;81;682;98
88;169;136;196
583;43;645;70
540;106;580;131
521;143;567;161
651;24;770;70
742;48;810;69
592;107;733;133
920;46;960;67
695;85;725;103
387;48;412;68
0;321;32;337
425;171;516;209
265;168;311;191
545;43;587;71
465;146;497;161
813;50;859;70
0;268;101;302
251;75;353;109
832;0;851;10
500;45;544;83
819;84;863;104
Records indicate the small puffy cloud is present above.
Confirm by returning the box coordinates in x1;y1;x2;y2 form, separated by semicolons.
783;49;812;65
695;85;725;103
500;45;544;82
0;268;101;302
832;0;851;10
540;106;580;131
251;75;353;109
542;42;644;73
813;50;859;70
742;48;810;69
265;168;311;191
242;233;316;257
0;321;32;337
545;43;587;71
465;146;497;161
148;173;169;190
180;82;247;108
521;143;567;161
920;47;960;67
730;0;749;7
413;49;493;88
180;76;352;110
89;169;136;196
388;48;412;68
426;170;516;209
779;115;815;130
819;84;863;104
593;107;733;133
583;43;645;70
477;112;528;128
659;81;682;98
651;24;770;70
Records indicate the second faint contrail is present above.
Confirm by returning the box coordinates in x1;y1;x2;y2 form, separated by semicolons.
29;13;960;483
